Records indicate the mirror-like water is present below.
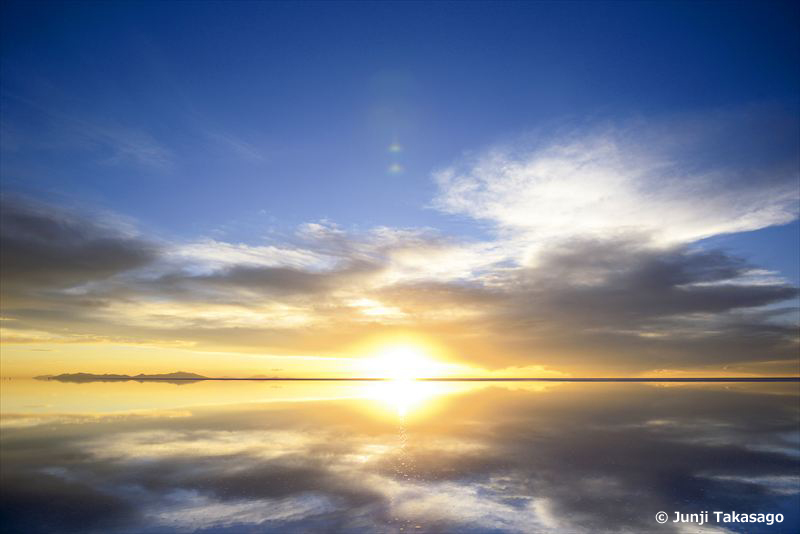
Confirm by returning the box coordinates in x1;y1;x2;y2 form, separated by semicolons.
1;379;798;533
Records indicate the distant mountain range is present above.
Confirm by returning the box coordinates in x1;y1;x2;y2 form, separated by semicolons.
35;372;208;384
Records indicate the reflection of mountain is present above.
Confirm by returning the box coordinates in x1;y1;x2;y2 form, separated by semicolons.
35;372;207;385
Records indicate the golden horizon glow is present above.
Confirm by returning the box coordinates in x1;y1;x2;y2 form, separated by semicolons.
358;343;451;380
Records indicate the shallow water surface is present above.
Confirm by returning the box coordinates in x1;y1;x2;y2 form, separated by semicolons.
1;379;798;533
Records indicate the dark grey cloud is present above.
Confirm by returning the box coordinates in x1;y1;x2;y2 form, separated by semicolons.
516;239;798;320
151;259;382;298
0;195;158;292
500;240;799;369
376;239;799;324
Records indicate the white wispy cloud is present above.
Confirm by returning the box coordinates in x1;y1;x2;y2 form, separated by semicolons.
2;92;173;170
433;111;799;255
202;129;266;161
167;239;330;274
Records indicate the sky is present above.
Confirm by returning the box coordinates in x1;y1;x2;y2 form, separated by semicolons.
1;1;798;377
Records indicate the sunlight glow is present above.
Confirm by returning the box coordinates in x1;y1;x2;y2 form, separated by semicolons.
361;344;445;380
365;379;447;417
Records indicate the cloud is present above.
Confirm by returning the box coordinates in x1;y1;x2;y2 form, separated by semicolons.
1;92;173;170
0;195;158;292
506;238;798;322
433;108;799;250
203;129;266;162
1;108;798;374
167;239;327;273
0;195;797;373
368;237;799;371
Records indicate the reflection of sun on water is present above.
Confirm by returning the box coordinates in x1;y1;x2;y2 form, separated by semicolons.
367;379;447;417
358;343;456;417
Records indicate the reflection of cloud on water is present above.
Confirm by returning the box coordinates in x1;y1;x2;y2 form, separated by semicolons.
81;429;318;462
0;384;798;532
0;409;192;429
148;491;337;531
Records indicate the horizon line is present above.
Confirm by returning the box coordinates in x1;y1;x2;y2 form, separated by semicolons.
34;376;800;382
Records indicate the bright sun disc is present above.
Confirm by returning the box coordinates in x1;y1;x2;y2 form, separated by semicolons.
362;344;442;380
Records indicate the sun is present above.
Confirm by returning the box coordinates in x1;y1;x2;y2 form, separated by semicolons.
361;344;444;381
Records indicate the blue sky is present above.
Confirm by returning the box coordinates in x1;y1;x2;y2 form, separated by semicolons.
3;2;797;233
1;1;798;376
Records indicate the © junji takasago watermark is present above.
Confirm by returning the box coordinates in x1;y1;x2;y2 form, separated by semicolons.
655;511;784;526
